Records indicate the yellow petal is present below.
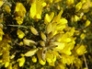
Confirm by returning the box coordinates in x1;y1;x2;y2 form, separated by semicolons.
39;40;45;47
75;2;82;12
46;23;53;34
66;0;74;5
3;4;11;13
76;45;87;55
37;50;46;65
15;2;26;13
44;14;51;23
32;56;37;63
85;20;91;27
59;18;68;24
46;51;56;66
80;33;86;39
40;32;46;41
23;38;36;46
17;29;25;39
52;10;63;23
30;26;38;35
5;62;9;68
0;0;4;7
30;0;36;18
24;48;38;57
17;57;25;67
54;42;65;51
74;15;80;22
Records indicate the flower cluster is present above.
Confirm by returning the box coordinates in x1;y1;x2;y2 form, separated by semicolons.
0;0;92;69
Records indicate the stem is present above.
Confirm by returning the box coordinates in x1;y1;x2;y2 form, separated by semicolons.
83;55;88;69
8;25;30;28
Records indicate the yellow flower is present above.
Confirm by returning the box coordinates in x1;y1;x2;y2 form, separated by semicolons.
75;2;82;12
23;38;36;46
30;26;39;35
14;2;26;25
82;0;92;12
2;50;10;68
40;32;46;42
3;4;11;13
30;0;46;19
24;48;38;57
66;0;74;6
46;50;56;66
80;33;86;39
17;29;25;39
52;10;63;23
85;20;91;27
15;17;24;25
32;56;37;63
0;0;4;7
61;41;75;55
45;10;67;36
74;57;82;69
76;45;87;55
17;56;25;67
61;55;75;65
37;49;46;65
44;12;54;24
7;64;12;69
53;42;65;51
59;18;68;24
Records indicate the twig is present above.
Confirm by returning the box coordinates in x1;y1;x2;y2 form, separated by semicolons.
83;55;88;69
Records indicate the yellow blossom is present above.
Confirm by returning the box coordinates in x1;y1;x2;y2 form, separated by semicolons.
2;50;10;68
46;23;53;34
52;10;63;23
75;2;82;12
66;0;74;6
37;49;46;65
30;26;39;35
44;12;54;24
32;56;37;63
14;2;26;24
46;50;56;66
0;0;4;7
3;4;11;13
23;38;36;46
61;55;75;65
61;41;75;55
82;0;92;12
74;57;82;69
30;0;46;19
7;64;12;69
76;45;87;55
39;40;45;47
80;33;86;39
24;48;38;57
74;15;80;22
17;56;25;67
40;32;46;41
17;29;25;39
85;20;91;27
59;18;68;24
53;42;65;51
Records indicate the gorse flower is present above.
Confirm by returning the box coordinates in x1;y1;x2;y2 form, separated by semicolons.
14;2;26;25
0;0;90;69
30;0;46;19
